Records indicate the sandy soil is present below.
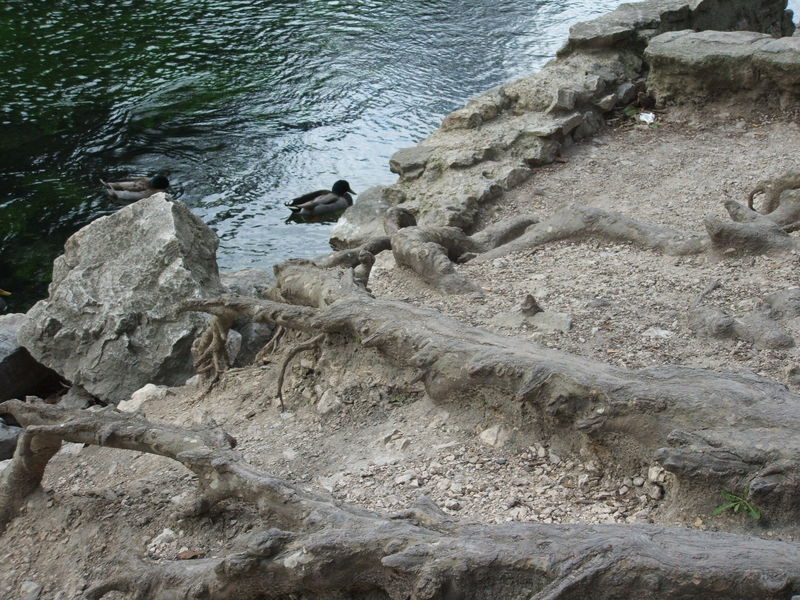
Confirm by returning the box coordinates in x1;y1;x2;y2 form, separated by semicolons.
2;109;800;599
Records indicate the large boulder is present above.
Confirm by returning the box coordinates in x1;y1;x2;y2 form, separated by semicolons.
645;30;800;108
18;194;223;404
0;313;64;401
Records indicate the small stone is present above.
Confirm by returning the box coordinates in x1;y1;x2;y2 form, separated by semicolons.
616;82;636;104
394;473;414;486
618;485;630;495
118;383;168;413
316;389;342;415
184;374;203;387
151;528;177;546
479;424;510;447
383;429;402;444
647;465;665;483
509;506;529;520
548;451;561;465
20;582;42;600
596;93;618;111
632;476;645;487
549;87;577;111
642;327;673;339
647;484;664;500
495;458;507;465
444;499;462;511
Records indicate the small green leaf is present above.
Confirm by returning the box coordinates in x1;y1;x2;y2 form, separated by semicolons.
712;502;737;515
713;489;762;520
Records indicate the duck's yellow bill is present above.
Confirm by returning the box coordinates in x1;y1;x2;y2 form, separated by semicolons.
0;289;11;296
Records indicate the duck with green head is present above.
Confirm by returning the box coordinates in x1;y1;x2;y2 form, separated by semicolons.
100;174;170;202
286;179;356;216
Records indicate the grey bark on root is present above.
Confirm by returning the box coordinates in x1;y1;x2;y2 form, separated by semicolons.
9;198;795;597
179;259;800;526
747;170;800;214
467;201;800;264
1;400;798;600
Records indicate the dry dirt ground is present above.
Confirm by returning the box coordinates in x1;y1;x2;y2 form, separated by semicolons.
2;108;800;599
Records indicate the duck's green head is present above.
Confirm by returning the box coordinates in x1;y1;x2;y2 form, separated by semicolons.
149;175;170;190
332;180;356;196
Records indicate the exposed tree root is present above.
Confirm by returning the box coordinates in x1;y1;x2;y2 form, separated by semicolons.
190;311;236;383
390;212;538;293
276;333;325;411
688;287;800;349
276;196;797;302
764;189;800;227
474;204;709;263
704;199;800;253
180;259;800;524
1;400;798;600
747;170;800;214
461;197;800;265
120;195;800;598
0;400;235;533
0;430;61;534
255;325;286;364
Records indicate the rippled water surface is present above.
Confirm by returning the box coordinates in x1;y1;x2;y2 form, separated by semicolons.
2;0;682;310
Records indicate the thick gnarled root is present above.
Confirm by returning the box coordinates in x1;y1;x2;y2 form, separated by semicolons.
747;170;800;214
1;400;798;600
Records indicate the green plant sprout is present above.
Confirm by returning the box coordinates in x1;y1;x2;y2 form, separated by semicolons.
712;489;761;520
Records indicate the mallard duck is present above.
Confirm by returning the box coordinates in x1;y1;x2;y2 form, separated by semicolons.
100;174;169;201
0;289;10;313
286;180;356;216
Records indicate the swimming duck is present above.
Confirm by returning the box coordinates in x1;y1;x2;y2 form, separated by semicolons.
100;174;169;202
0;289;10;313
286;180;356;216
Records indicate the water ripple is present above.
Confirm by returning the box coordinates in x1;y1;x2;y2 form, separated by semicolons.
0;0;631;309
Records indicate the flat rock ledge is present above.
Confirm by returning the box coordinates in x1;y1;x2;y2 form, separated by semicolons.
331;0;795;248
646;29;800;108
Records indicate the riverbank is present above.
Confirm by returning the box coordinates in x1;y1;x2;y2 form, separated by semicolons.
3;110;800;596
2;1;800;598
0;0;629;313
